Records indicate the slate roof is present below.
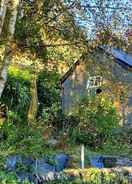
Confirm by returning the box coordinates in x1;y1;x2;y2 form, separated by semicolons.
100;46;132;68
61;46;132;84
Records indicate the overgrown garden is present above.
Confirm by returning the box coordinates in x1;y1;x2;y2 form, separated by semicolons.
0;0;131;183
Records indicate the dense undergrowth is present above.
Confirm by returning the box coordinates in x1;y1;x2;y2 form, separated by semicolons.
0;66;131;184
0;66;131;156
0;0;131;183
0;67;59;165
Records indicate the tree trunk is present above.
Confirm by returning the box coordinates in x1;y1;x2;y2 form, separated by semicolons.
28;73;38;125
0;0;20;98
0;0;7;35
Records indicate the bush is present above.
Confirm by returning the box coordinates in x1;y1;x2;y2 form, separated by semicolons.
37;70;61;127
0;171;30;184
111;127;132;145
70;95;120;148
0;120;56;158
100;126;132;157
1;66;31;123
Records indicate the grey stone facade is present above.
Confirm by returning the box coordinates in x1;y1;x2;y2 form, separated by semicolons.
61;49;132;125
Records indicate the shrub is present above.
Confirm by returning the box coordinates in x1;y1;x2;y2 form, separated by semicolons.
1;66;31;123
37;70;61;127
0;171;30;184
0;120;55;157
70;95;120;148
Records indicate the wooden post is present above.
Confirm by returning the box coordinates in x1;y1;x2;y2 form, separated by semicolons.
81;144;85;169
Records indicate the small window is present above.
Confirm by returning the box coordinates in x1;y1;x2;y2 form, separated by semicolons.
87;76;102;89
86;76;103;95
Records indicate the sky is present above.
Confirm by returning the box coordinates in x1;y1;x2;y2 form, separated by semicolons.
66;0;132;39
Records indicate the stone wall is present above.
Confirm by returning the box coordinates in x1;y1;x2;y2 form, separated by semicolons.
61;50;132;125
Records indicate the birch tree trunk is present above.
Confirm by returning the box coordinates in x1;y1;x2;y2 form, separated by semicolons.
0;0;20;97
0;0;7;35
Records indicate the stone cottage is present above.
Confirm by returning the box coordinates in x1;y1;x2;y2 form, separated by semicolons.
61;46;132;126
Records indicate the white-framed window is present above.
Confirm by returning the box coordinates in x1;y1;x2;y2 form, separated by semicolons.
86;75;103;95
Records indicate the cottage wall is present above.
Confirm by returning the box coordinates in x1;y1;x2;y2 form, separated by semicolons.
126;91;132;125
61;50;132;125
62;62;87;114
